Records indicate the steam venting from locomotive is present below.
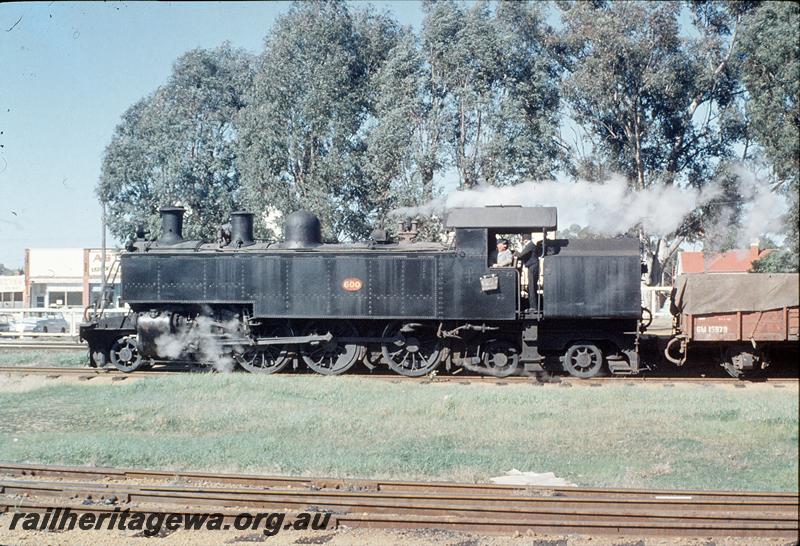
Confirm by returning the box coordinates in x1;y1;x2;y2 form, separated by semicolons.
392;166;789;245
153;315;240;373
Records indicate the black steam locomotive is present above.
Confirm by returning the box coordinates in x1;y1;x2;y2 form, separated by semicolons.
80;206;645;378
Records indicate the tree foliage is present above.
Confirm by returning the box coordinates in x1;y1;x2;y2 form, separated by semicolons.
366;28;441;213
0;264;22;276
738;1;799;270
237;1;399;241
99;44;253;241
421;0;561;189
750;249;799;273
96;0;797;275
557;1;748;282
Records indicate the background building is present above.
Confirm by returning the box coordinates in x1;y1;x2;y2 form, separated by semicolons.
23;248;122;309
676;243;769;275
0;275;24;308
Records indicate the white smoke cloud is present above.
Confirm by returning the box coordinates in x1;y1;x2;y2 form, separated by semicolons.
154;315;241;373
392;168;789;245
727;165;789;247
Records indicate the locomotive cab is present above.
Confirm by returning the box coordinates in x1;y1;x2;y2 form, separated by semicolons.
446;206;557;317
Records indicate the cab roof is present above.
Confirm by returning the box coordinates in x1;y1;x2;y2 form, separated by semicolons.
445;206;557;231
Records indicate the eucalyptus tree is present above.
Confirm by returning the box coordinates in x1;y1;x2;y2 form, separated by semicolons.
365;28;444;215
98;44;254;242
237;1;400;241
558;1;745;283
420;0;561;189
738;1;799;271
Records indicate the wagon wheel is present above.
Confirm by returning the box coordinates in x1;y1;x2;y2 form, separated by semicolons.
563;343;604;379
301;321;363;375
720;347;766;380
381;322;442;377
721;360;744;379
109;335;143;373
236;324;293;374
481;339;520;377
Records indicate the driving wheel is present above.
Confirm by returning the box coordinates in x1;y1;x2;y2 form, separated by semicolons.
301;321;363;375
381;322;442;377
236;324;293;374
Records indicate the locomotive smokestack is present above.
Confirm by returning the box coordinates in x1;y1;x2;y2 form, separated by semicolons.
230;211;255;247
159;206;185;244
284;210;322;248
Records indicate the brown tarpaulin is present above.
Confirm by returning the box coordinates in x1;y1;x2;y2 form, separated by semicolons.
672;273;800;315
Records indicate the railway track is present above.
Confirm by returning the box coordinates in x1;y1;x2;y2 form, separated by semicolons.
0;365;193;378
380;374;800;386
0;463;796;538
0;364;798;385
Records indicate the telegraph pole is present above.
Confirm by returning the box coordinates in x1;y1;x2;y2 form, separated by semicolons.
100;200;107;309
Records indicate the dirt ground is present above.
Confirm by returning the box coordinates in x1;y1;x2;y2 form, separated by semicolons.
1;518;797;546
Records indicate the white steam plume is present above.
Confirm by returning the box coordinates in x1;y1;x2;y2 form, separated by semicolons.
724;165;789;247
392;169;788;245
154;316;242;373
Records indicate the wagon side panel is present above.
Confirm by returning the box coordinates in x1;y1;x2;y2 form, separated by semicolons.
685;306;800;342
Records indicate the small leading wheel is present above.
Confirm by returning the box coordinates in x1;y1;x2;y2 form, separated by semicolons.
301;321;363;375
109;335;143;373
481;339;520;377
381;322;442;377
563;343;604;379
236;324;293;374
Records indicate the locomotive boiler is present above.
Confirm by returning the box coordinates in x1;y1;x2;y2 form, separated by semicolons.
80;206;645;378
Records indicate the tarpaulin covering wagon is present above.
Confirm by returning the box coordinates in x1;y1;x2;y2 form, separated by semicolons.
666;273;799;377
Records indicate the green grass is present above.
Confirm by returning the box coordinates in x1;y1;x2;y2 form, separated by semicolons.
0;349;86;367
0;375;796;492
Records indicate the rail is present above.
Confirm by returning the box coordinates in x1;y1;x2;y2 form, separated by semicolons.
0;463;796;538
1;365;797;385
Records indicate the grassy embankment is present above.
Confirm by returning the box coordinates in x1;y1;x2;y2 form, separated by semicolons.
0;375;796;491
0;349;86;367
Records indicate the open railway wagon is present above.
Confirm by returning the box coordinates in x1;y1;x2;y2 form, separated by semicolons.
665;273;800;378
80;205;646;378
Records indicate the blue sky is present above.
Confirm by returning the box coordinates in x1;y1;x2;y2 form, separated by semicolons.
0;1;425;268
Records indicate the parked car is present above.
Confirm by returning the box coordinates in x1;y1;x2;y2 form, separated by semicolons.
0;314;13;333
13;311;70;334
